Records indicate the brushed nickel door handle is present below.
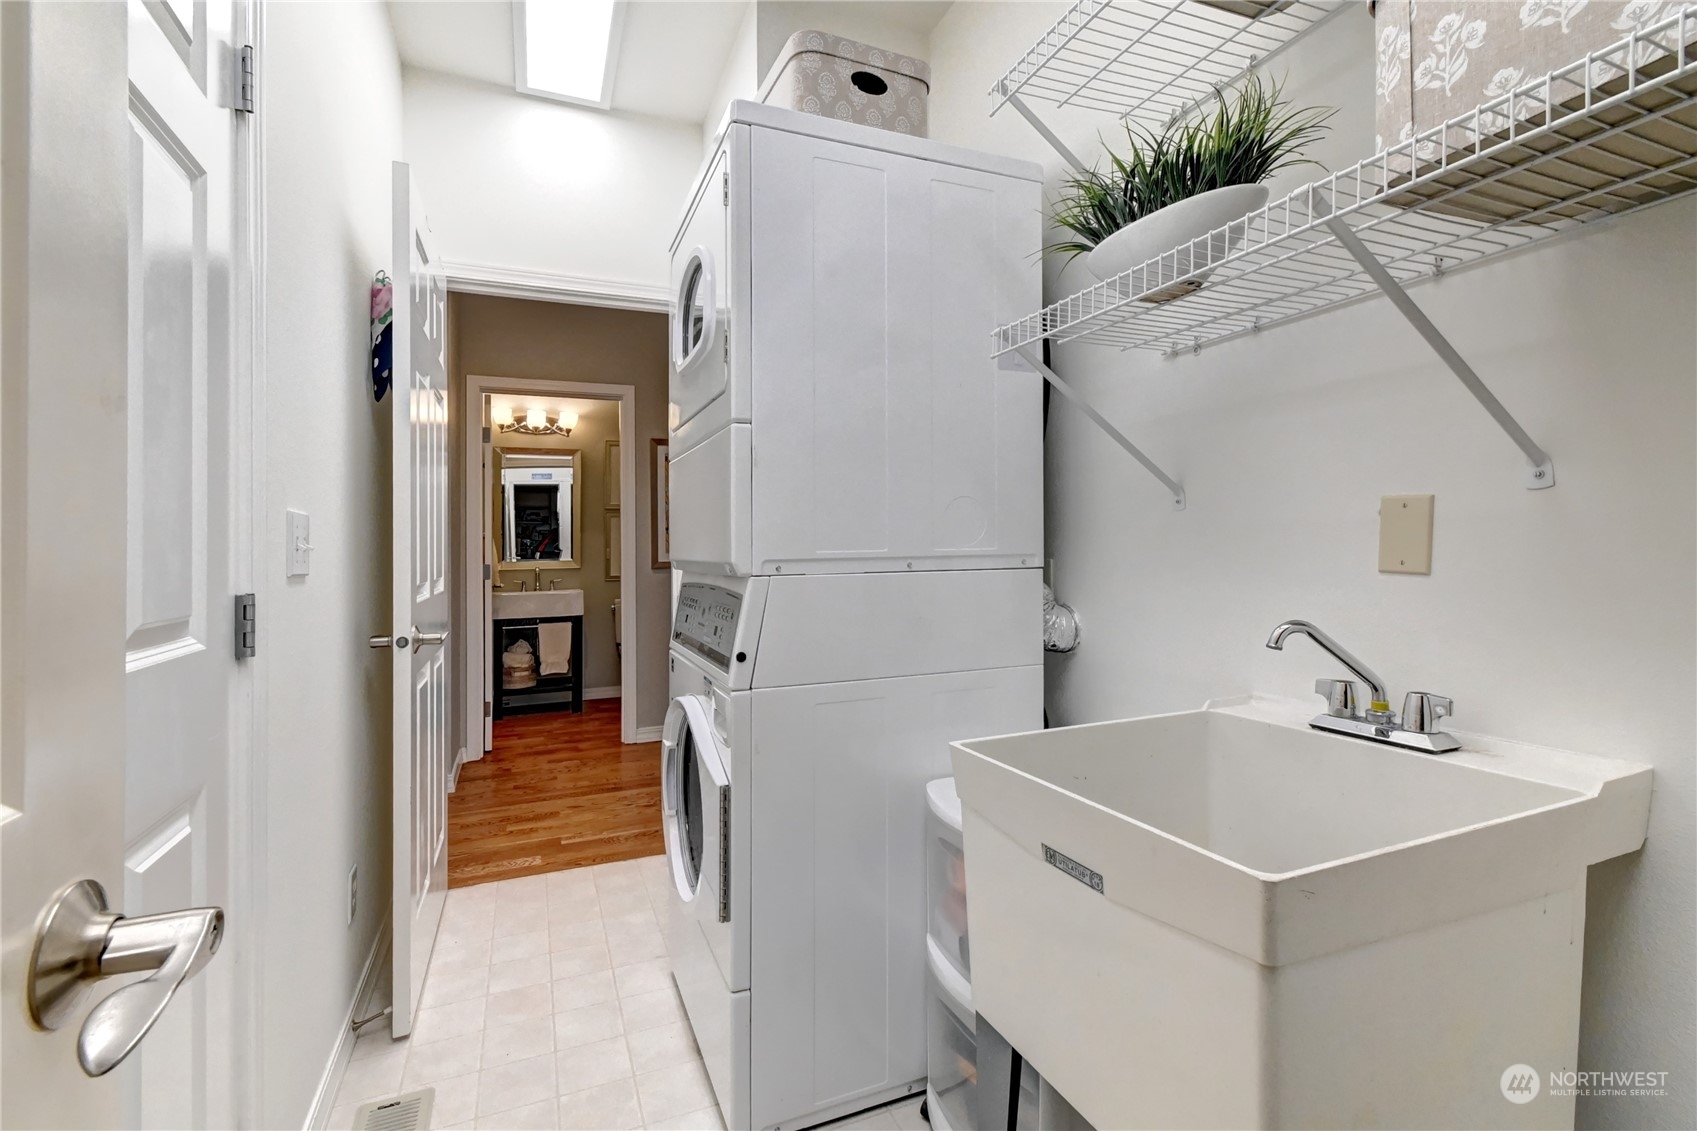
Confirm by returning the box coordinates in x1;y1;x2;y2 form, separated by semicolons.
27;879;224;1076
410;628;449;652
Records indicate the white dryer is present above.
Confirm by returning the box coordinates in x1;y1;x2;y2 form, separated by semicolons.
662;568;1044;1131
667;101;1045;578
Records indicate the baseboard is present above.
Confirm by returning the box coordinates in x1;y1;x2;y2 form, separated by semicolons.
443;260;668;312
634;725;663;743
304;916;391;1130
584;685;621;701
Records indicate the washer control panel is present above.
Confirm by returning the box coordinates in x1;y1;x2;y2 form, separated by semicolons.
673;583;743;670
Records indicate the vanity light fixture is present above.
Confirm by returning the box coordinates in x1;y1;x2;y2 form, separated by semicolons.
496;405;577;437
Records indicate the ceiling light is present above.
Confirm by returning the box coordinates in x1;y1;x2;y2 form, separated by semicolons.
514;0;624;109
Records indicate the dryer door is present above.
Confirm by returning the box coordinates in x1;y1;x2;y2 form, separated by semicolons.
669;152;730;435
662;694;729;921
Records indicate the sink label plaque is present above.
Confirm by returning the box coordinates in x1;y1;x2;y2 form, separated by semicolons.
1043;844;1104;894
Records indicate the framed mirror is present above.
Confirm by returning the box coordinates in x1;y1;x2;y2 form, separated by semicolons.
494;445;582;568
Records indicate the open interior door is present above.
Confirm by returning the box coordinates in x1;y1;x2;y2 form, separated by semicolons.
2;0;244;1124
382;160;452;1037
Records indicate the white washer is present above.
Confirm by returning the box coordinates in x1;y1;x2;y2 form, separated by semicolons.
662;569;1044;1130
668;102;1045;578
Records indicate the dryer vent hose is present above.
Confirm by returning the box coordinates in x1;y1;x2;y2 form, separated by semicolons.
1043;584;1080;653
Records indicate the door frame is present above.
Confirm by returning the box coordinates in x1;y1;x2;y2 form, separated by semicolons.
459;375;639;757
231;0;267;1120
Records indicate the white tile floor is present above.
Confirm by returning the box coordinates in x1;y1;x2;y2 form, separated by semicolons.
327;856;928;1131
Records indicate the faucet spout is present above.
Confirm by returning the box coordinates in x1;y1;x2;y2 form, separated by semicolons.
1265;620;1389;709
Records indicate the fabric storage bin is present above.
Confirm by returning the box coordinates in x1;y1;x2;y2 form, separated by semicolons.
927;777;970;977
758;29;930;136
1375;0;1697;222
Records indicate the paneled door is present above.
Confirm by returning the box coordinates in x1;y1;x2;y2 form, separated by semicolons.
1;0;245;1126
385;161;451;1038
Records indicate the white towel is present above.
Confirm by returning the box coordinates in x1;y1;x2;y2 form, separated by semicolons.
538;621;573;677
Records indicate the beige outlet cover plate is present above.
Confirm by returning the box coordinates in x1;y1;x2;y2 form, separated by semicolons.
1379;494;1434;574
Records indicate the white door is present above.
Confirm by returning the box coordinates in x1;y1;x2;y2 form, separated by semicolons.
386;160;451;1038
1;1;245;1127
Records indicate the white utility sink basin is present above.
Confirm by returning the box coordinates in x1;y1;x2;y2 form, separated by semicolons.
951;696;1652;1130
492;588;584;620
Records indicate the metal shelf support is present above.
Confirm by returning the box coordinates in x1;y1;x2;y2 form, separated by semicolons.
1013;344;1186;510
1002;89;1087;173
1320;212;1555;490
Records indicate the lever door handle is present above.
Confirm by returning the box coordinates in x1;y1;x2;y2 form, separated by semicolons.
27;879;224;1076
411;628;449;652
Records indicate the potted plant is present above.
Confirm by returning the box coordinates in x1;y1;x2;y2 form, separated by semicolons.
1049;75;1334;290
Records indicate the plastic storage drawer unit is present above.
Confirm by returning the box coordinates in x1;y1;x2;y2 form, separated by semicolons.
927;777;970;977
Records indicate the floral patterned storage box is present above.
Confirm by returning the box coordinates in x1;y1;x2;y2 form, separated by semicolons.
1374;0;1697;222
758;30;931;137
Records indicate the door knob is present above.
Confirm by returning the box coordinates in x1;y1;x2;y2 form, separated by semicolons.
27;879;224;1077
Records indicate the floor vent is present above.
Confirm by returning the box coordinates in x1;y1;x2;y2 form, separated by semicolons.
352;1088;433;1131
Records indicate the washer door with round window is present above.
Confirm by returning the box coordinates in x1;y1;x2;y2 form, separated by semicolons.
662;694;731;946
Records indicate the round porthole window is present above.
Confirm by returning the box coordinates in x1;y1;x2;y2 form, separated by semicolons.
672;246;718;376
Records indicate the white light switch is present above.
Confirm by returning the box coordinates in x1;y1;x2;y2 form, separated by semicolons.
287;509;312;577
1379;495;1433;575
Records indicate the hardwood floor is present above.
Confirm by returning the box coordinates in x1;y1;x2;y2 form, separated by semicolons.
447;698;663;887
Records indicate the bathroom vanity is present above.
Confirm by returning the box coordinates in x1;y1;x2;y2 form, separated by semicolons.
952;696;1653;1130
491;588;584;718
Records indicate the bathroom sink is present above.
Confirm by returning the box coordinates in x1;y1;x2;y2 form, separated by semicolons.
951;696;1652;1129
493;588;584;620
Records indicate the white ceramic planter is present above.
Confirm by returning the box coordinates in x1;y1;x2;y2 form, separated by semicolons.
1084;183;1270;287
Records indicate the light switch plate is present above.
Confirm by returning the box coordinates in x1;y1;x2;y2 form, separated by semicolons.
286;509;311;577
1379;495;1433;574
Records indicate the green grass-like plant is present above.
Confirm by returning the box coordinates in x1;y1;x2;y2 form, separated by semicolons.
1048;75;1335;263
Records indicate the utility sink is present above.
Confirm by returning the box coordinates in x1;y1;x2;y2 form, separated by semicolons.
951;696;1652;1130
492;588;584;620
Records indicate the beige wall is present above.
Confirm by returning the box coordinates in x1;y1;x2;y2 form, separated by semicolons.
488;396;623;692
450;294;671;736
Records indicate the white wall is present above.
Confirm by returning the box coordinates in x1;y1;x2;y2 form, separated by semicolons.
259;2;404;1125
403;69;703;292
928;4;1696;1129
702;0;758;152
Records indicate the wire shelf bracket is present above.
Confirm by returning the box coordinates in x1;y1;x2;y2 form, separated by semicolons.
1013;344;1186;509
1318;204;1555;489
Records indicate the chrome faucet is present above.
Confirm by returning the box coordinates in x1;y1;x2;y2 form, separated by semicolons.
1265;620;1459;753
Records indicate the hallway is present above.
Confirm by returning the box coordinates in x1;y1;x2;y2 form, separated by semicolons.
449;702;664;887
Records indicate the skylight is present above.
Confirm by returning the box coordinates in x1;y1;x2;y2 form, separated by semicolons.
514;0;623;108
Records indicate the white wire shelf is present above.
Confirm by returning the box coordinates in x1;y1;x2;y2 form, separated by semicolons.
989;0;1344;129
994;5;1697;360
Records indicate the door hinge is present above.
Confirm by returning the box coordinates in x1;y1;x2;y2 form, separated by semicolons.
482;426;491;444
484;701;492;718
234;593;257;658
722;169;729;207
237;45;255;114
483;563;491;581
723;328;729;364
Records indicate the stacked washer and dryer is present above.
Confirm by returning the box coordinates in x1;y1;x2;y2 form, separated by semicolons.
660;100;1044;1131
